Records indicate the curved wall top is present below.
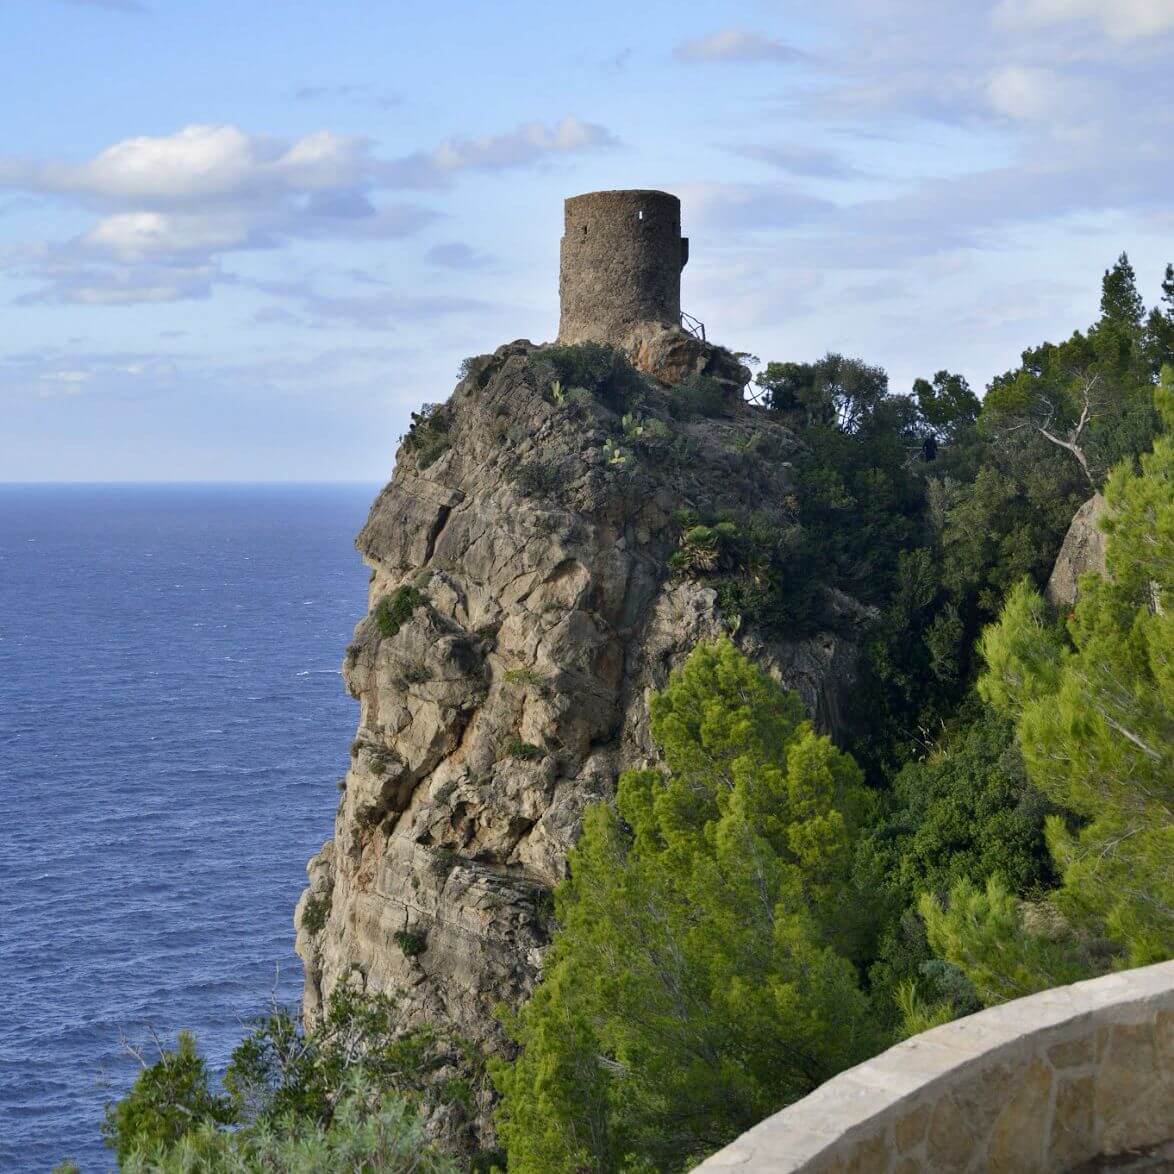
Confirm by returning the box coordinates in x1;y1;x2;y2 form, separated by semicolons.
695;960;1174;1173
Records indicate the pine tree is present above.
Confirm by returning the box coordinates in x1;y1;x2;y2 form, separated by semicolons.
493;640;881;1173
924;369;1173;998
1099;251;1145;327
1145;262;1174;373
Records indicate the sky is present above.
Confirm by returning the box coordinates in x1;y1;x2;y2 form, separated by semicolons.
1;0;1172;482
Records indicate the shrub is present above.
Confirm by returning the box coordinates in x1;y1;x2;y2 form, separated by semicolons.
503;667;546;688
102;1032;234;1165
510;460;562;499
394;930;428;958
375;586;426;638
502;737;544;761
402;404;451;469
535;343;646;413
668;521;741;574
301;892;331;935
670;373;729;418
124;1078;458;1173
400;662;432;685
430;848;458;876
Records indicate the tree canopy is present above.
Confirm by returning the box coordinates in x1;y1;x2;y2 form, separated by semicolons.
493;640;881;1174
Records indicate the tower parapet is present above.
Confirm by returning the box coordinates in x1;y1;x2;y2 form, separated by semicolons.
558;189;688;346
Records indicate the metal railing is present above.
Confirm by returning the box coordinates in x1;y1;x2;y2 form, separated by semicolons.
680;310;706;342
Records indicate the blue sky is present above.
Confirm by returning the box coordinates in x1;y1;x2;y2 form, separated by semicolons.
2;0;1172;481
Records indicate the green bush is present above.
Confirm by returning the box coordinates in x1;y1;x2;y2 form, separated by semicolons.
430;847;458;876
534;343;646;413
493;640;882;1173
670;372;729;418
510;460;562;498
394;930;428;958
502;737;544;761
400;662;432;685
300;892;331;935
403;403;452;469
123;1076;457;1173
376;586;426;638
102;1032;234;1165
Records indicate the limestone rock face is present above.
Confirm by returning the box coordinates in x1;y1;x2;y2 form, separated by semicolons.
295;339;871;1142
623;322;751;405
1046;493;1108;607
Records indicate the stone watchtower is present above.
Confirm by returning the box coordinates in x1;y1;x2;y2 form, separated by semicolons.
558;190;689;346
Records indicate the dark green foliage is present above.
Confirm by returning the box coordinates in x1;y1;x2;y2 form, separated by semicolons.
510;459;563;498
913;370;980;443
400;661;432;685
430;847;458;876
102;1032;234;1164
502;736;544;761
403;403;452;468
493;641;882;1173
223;986;469;1130
534;342;647;413
375;585;426;638
300;891;331;934
1100;252;1145;327
106;989;471;1169
394;930;428;957
756;352;891;431
458;353;496;389
1145;263;1174;373
122;1077;457;1172
669;372;729;418
666;508;815;636
887;707;1054;902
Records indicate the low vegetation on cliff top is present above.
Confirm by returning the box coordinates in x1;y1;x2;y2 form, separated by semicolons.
94;258;1172;1172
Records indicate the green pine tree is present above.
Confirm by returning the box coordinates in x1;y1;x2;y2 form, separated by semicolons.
493;640;882;1173
923;368;1174;997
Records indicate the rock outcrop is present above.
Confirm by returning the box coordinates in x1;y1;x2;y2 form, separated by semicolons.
295;337;872;1144
1045;493;1108;608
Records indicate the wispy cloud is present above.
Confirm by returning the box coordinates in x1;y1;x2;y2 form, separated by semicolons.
0;116;612;304
730;143;867;180
994;0;1174;41
381;117;618;188
292;83;401;109
673;28;808;64
426;242;494;270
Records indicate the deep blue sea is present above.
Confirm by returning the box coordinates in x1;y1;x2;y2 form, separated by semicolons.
0;484;376;1171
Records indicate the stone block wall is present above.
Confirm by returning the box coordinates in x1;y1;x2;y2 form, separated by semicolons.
694;961;1174;1173
558;189;688;346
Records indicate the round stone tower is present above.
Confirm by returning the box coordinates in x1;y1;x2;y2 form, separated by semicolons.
558;189;689;346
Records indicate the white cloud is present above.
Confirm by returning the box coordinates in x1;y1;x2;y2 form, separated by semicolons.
382;117;617;187
1;116;612;304
994;0;1174;40
673;28;808;63
986;65;1074;120
82;210;254;260
0;124;369;205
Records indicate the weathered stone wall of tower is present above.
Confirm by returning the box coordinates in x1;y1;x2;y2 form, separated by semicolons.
558;189;688;346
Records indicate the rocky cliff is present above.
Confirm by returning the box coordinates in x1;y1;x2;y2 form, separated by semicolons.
294;329;872;1141
1045;492;1108;608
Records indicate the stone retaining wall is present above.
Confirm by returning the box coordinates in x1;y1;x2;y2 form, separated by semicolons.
695;960;1173;1173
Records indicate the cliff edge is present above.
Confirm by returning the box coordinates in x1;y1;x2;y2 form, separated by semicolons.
294;336;873;1139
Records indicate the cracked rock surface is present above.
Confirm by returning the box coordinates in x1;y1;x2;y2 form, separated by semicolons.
294;337;873;1141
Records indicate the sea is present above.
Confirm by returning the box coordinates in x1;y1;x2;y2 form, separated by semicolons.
0;484;378;1171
